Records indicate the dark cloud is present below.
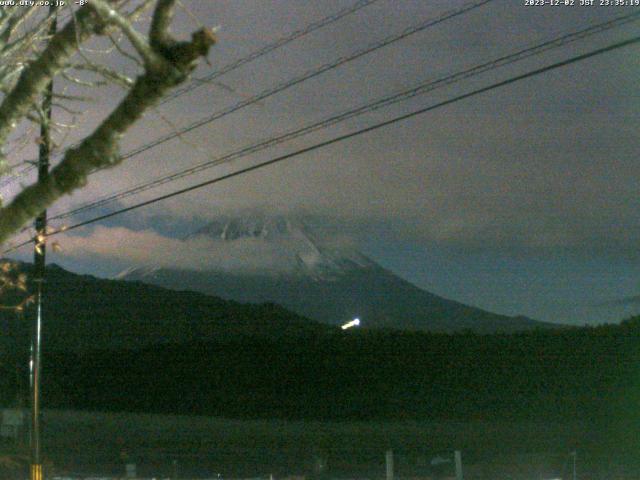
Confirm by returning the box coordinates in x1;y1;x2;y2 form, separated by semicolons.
5;1;640;325
30;2;636;241
596;295;640;308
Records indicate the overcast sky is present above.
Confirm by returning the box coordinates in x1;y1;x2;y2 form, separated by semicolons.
4;0;640;325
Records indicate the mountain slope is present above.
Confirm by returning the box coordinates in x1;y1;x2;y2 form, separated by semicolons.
120;213;556;333
122;264;551;333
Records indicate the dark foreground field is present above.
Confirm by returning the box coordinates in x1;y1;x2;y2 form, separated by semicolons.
1;409;637;479
2;314;639;478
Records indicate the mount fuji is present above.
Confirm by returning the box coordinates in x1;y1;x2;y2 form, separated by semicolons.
118;213;556;333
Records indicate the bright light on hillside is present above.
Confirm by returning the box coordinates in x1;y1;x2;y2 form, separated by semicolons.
341;318;360;330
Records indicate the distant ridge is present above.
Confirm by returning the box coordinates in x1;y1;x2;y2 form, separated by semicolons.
0;261;333;352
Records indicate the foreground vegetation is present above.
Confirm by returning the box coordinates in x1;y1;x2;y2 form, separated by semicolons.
4;317;640;439
1;316;639;477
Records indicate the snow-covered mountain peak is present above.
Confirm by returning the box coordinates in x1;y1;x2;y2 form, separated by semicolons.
114;264;161;280
187;212;374;278
192;213;303;242
115;212;555;334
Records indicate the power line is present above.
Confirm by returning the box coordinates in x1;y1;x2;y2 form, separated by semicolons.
27;0;497;221
3;0;493;193
49;10;640;222
3;34;635;255
98;0;495;162
0;0;382;190
0;163;35;189
160;0;382;105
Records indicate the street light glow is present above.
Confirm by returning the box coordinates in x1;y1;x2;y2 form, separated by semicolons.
342;318;360;330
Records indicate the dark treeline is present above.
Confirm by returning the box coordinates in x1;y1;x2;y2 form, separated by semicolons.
1;317;636;428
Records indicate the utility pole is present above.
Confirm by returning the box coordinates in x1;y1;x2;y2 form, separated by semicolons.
30;6;56;480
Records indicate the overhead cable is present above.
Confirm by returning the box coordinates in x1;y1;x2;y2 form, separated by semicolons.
50;10;640;222
1;34;634;255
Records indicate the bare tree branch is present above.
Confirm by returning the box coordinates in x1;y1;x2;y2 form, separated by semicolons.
89;0;163;69
0;5;105;165
150;0;176;48
69;63;134;88
0;1;216;244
